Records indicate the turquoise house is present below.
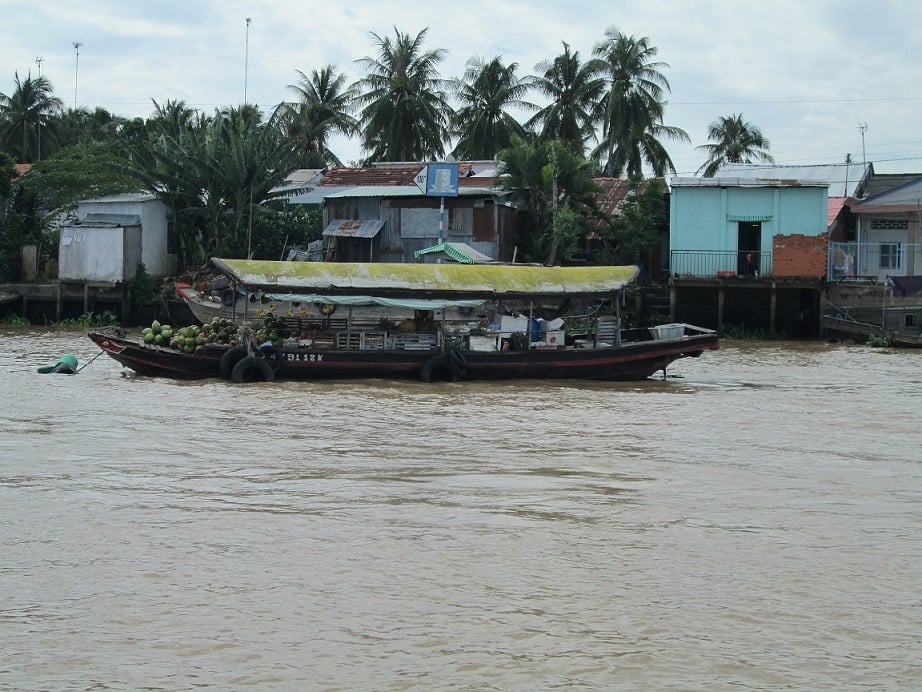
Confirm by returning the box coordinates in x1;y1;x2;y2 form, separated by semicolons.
668;177;828;277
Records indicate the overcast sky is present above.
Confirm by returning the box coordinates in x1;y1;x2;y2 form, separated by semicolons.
2;0;920;177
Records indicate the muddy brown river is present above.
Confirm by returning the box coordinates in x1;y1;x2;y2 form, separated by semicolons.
2;328;920;689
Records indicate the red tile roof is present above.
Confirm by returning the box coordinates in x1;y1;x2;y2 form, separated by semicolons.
13;163;32;178
827;197;846;228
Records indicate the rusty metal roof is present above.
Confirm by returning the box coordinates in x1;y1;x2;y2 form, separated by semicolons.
709;163;869;197
319;162;491;186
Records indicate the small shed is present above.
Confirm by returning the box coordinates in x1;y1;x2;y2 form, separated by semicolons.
58;214;142;283
69;193;174;278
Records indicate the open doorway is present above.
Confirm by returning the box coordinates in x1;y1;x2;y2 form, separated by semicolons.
737;222;762;276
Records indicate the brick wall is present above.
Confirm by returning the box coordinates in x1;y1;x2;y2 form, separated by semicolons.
773;233;828;278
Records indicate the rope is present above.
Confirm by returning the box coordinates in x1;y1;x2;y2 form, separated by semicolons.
76;349;105;373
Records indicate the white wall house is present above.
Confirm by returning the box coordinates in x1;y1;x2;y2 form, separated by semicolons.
849;178;922;280
59;193;175;282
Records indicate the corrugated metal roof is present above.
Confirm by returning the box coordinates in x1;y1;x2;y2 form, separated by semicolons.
78;192;158;203
861;173;922;198
852;177;922;212
671;177;828;189
414;242;497;264
211;259;639;298
77;213;142;227
709;163;869;197
323;185;495;198
322;218;384;238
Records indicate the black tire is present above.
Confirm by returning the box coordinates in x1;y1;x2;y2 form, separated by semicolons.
420;355;463;383
219;346;247;379
260;344;282;372
231;355;275;383
447;347;467;379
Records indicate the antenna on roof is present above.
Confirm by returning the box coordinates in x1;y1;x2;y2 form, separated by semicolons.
858;123;868;166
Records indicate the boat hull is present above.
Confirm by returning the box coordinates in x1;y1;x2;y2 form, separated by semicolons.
88;329;719;382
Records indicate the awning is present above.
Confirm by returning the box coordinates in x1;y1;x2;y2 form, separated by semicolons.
414;242;496;264
322;219;384;238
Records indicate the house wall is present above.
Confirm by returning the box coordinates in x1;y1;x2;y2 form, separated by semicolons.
77;196;175;277
323;195;514;263
669;183;828;276
773;233;829;278
854;213;921;279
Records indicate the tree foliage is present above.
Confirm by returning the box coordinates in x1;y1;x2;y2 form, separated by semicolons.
595;176;667;266
591;27;688;177
0;71;63;163
450;56;531;160
497;136;602;264
353;27;452;162
278;65;358;167
526;42;605;151
696;113;774;177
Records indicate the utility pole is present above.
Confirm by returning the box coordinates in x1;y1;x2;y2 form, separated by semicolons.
72;41;82;110
244;17;251;105
35;56;44;160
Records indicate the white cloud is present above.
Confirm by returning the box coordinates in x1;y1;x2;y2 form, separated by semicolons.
2;0;921;172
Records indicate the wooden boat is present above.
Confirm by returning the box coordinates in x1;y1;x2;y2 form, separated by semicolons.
174;281;262;325
89;260;719;382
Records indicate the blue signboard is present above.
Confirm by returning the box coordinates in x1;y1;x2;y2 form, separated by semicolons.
425;163;459;197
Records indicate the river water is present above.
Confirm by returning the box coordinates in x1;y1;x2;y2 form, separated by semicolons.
1;328;921;690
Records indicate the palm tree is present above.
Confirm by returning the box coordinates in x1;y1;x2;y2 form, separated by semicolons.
205;107;303;257
353;27;452;162
277;65;358;167
591;27;689;177
497;135;601;264
525;42;605;152
54;106;127;148
148;99;199;139
0;71;63;162
696;113;774;177
449;56;532;160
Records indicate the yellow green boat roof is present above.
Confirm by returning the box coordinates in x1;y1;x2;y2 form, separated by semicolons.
212;259;639;298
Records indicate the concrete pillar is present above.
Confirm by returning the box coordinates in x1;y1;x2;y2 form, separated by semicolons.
669;284;676;322
717;287;725;331
770;282;777;335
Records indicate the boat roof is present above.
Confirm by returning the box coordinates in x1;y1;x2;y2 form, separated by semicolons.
212;259;639;299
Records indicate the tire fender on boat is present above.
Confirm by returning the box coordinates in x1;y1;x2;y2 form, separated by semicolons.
230;355;275;383
421;350;466;383
447;347;467;379
219;346;248;379
420;355;448;383
260;344;282;372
